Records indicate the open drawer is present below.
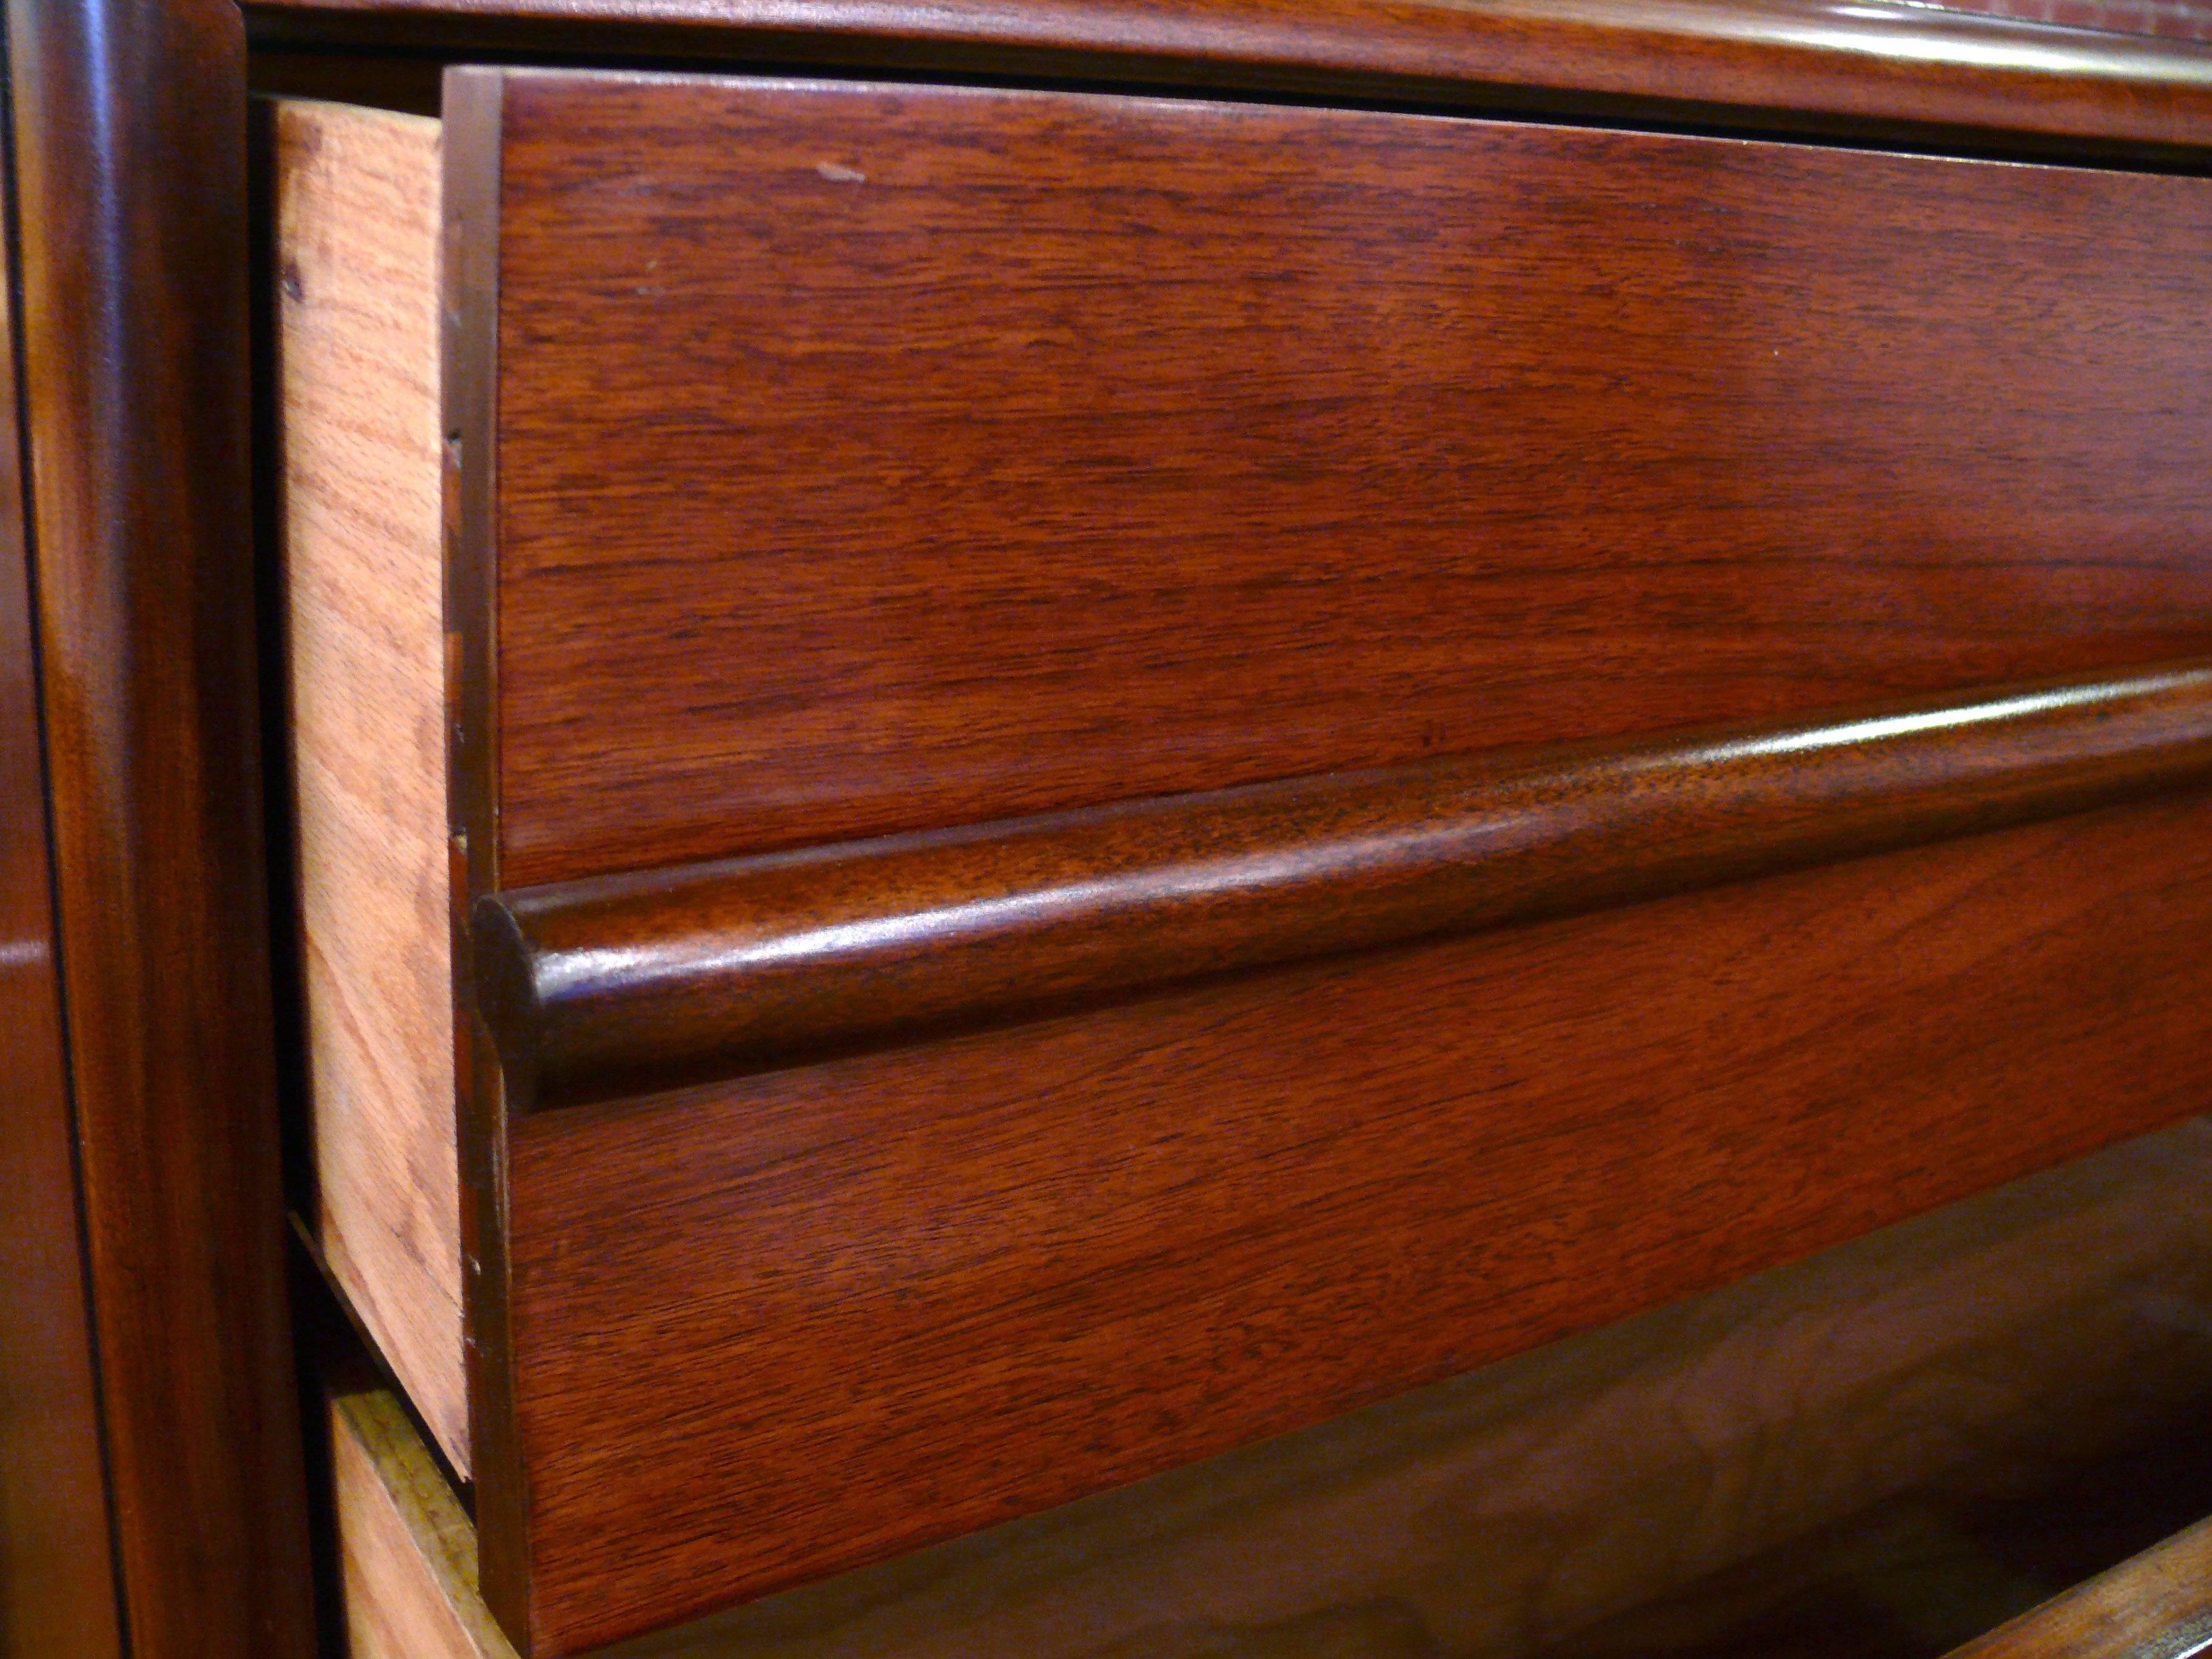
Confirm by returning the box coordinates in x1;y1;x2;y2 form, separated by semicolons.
269;70;2212;1654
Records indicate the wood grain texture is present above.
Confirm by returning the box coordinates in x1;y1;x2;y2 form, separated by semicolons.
273;95;467;1475
476;662;2212;1110
490;789;2212;1651
471;71;2212;892
591;1117;2212;1657
0;153;124;1659
4;0;316;1652
249;0;2212;158
332;1384;520;1659
1943;1515;2212;1659
331;1118;2212;1659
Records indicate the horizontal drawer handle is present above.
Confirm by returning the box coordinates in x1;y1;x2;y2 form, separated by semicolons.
474;659;2212;1113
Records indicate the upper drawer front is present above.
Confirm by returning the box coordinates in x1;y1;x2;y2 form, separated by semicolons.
480;71;2212;890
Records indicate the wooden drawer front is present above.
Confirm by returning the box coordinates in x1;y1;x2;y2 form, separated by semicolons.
494;791;2212;1651
335;1116;2212;1659
275;66;2212;1658
474;71;2212;889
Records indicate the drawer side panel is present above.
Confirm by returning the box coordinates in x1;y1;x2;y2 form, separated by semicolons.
274;97;466;1470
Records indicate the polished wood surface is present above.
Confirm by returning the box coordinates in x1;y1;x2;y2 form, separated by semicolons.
30;0;2212;1644
1945;1515;2212;1659
272;93;468;1473
461;70;2212;891
332;1119;2212;1658
253;0;2212;158
485;789;2212;1651
4;0;316;1652
0;155;124;1659
415;65;2212;1649
477;662;2212;1111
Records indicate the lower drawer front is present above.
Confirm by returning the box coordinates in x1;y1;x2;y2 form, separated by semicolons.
270;64;2212;1657
503;786;2212;1652
332;1114;2212;1659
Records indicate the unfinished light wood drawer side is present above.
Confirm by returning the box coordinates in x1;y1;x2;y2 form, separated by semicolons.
273;69;2212;1655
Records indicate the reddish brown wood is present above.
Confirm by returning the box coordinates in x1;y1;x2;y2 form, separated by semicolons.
423;69;2212;1652
0;147;124;1659
474;662;2212;1111
330;1116;2212;1658
494;788;2212;1652
5;0;315;1652
467;71;2212;893
255;0;2212;158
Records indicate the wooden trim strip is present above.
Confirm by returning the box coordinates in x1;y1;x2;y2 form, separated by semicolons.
1942;1512;2212;1658
5;0;317;1651
438;62;533;1647
247;0;2212;159
0;109;122;1657
475;661;2212;1113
